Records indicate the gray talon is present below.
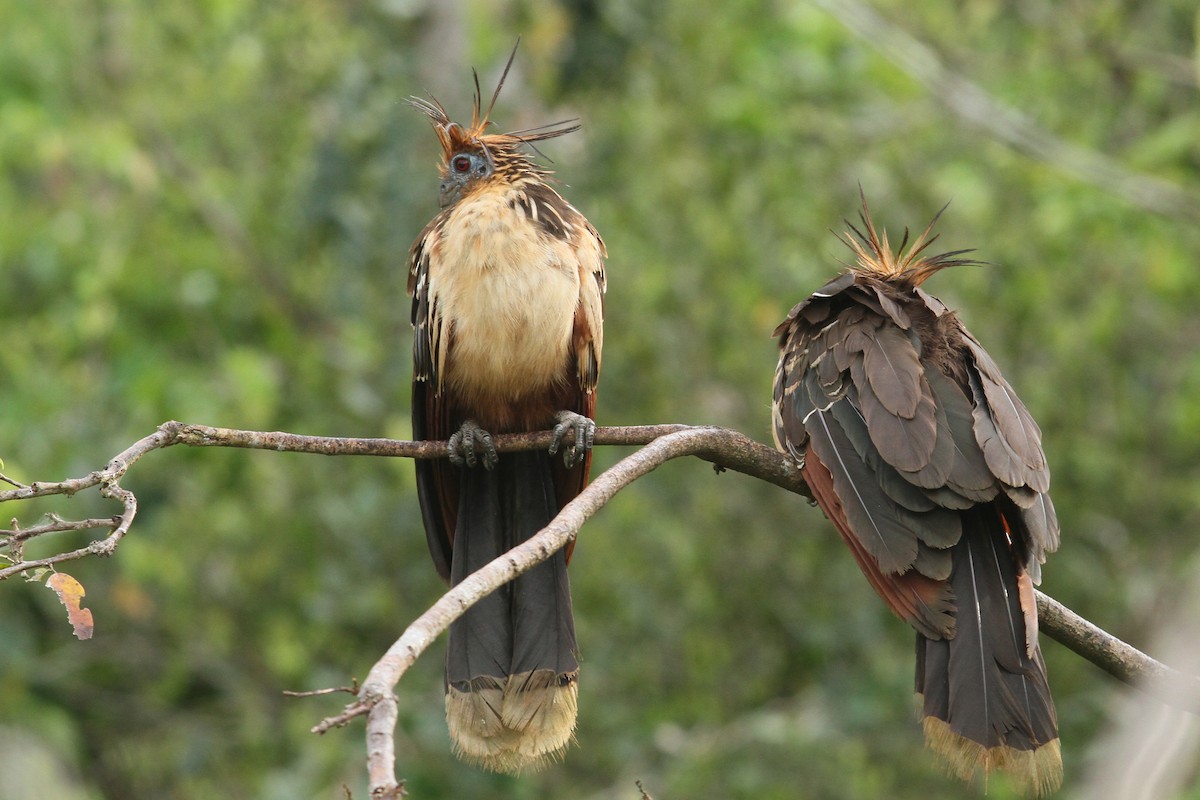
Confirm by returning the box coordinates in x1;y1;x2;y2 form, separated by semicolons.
550;410;596;468
448;420;497;469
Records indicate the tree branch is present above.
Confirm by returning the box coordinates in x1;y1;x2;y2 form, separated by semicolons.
2;420;1196;795
1037;592;1200;712
0;422;805;580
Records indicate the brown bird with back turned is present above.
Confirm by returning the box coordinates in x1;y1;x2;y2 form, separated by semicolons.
772;199;1062;795
407;48;605;773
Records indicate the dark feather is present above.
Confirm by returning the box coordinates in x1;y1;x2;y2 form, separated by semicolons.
1018;492;1060;579
862;323;924;418
914;541;953;581
409;227;437;382
1003;482;1039;509
852;354;938;473
802;446;956;639
822;383;962;552
967;367;1030;490
443;451;580;771
962;334;1048;488
805;305;868;372
896;374;955;490
774;273;857;336
924;367;996;501
805;405;921;575
828;386;936;513
861;282;913;330
911;507;963;552
815;350;845;395
511;182;578;242
919;508;1056;754
915;286;951;317
412;379;453;582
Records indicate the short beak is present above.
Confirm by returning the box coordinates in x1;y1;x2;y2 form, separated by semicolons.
439;181;457;208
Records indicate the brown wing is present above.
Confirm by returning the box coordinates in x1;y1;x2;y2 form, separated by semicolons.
802;445;956;638
551;209;606;560
410;213;460;582
772;275;1058;632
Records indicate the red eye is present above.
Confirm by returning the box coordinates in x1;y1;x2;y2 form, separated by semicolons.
452;155;471;173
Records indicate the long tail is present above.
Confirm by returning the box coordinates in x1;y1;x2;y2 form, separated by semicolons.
916;506;1061;796
444;450;579;774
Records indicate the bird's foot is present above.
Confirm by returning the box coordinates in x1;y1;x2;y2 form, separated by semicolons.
448;419;498;469
549;410;596;468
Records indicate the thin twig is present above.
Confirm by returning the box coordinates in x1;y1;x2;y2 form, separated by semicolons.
284;680;359;699
1;515;121;548
0;423;171;579
0;472;27;489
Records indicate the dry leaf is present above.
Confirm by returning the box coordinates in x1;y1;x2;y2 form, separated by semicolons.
47;572;95;640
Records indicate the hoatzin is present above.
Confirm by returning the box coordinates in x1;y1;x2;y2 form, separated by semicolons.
406;50;605;773
772;200;1062;795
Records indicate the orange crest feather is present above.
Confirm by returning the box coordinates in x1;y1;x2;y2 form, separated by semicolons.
407;39;580;170
839;190;981;286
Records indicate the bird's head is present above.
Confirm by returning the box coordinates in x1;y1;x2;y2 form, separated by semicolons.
424;120;497;208
409;42;580;208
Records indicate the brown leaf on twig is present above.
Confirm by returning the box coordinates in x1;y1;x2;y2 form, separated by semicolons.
47;572;95;640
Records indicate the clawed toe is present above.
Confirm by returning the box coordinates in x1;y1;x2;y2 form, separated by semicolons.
448;420;498;469
549;410;596;468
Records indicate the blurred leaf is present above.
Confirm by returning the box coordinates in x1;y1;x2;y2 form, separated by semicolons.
46;572;95;640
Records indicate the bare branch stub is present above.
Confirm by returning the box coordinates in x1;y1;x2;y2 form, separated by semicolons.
312;696;378;735
283;679;360;699
0;472;28;489
1;515;122;545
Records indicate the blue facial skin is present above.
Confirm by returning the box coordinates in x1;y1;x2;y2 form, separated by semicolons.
439;150;493;208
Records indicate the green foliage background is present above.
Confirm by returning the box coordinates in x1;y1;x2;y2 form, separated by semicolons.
3;1;1200;797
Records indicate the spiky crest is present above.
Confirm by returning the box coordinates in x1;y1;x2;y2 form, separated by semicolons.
838;191;981;287
406;39;579;179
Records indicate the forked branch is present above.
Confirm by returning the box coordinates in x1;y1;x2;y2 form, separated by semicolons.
1;421;1196;797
